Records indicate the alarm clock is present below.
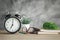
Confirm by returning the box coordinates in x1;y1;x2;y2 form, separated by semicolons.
4;14;21;34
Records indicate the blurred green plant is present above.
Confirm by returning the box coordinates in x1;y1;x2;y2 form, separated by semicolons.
21;17;31;24
43;22;59;30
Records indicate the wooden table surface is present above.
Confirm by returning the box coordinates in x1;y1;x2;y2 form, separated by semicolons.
0;30;60;40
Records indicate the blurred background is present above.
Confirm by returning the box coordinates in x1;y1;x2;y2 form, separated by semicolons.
0;0;60;30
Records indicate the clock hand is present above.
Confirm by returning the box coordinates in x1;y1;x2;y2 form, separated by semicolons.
10;19;13;29
12;19;13;26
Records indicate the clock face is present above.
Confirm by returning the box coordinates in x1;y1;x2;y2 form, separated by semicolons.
5;18;20;33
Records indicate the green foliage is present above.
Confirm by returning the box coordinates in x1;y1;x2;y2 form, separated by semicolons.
21;17;31;24
43;22;59;30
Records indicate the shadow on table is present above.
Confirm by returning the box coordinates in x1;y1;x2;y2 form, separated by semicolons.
0;30;11;34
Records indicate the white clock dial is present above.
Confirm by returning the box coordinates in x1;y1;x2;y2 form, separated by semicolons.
5;18;20;33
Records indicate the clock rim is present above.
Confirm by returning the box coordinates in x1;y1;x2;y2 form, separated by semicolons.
4;17;21;34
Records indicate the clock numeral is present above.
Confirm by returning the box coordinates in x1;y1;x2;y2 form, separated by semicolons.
7;22;9;23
